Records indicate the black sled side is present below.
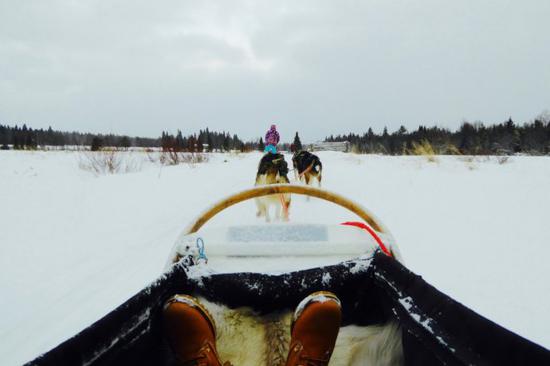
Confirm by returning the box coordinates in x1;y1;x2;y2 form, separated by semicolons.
27;251;550;366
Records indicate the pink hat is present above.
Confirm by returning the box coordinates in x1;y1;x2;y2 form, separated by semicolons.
270;124;276;129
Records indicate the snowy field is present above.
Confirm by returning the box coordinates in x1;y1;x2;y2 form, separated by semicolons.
1;150;549;364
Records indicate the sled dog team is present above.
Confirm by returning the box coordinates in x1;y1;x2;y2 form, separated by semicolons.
255;125;323;222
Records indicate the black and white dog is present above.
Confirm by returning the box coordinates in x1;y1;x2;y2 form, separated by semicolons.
292;150;322;187
255;153;291;221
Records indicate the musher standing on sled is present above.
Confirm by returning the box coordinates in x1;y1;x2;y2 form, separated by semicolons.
264;124;280;154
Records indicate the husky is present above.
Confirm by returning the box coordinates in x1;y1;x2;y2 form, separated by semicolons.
255;153;291;222
292;150;322;187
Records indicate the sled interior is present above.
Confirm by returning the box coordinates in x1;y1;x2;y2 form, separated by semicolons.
31;255;405;366
32;251;550;366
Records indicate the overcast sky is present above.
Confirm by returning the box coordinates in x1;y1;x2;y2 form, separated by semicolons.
1;1;549;142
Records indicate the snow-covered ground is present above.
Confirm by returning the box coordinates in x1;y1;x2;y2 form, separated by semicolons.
1;150;549;364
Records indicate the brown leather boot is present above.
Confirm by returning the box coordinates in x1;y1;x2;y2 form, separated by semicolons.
285;291;342;366
163;294;228;366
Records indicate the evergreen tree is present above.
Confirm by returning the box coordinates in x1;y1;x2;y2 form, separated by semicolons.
187;135;196;152
161;132;167;150
119;136;131;149
175;130;184;151
222;134;230;151
12;127;20;150
258;137;265;152
46;126;55;145
25;129;37;149
293;132;303;151
91;136;103;151
196;134;204;152
207;133;213;152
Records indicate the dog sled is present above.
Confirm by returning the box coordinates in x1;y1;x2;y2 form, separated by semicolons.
28;185;550;365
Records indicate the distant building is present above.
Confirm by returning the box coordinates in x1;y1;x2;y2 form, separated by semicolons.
309;141;350;152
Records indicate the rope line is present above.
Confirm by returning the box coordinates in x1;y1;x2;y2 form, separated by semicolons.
341;221;393;257
196;237;208;263
278;194;290;220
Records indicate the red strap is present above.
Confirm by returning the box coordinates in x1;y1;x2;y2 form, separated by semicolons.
278;194;289;219
341;221;393;257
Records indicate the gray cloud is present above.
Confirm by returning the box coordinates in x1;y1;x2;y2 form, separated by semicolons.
1;0;549;142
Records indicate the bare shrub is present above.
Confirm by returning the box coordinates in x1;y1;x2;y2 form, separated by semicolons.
162;149;181;165
351;144;362;154
181;152;209;164
408;140;438;163
459;155;510;169
444;144;462;155
78;151;142;175
153;150;209;166
145;148;158;163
